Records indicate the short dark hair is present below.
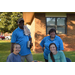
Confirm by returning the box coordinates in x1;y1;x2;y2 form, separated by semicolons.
48;28;56;34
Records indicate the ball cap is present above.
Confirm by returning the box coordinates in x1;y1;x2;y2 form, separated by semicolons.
18;18;24;24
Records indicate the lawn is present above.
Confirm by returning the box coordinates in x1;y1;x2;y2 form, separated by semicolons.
0;40;75;62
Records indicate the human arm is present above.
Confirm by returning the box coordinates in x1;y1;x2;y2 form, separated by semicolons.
6;54;14;62
48;53;52;62
42;47;45;52
29;38;33;49
60;51;66;62
11;31;17;52
40;37;45;52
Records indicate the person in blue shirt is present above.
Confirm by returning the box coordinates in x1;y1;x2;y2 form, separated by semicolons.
11;18;33;62
40;28;64;62
48;43;66;62
7;43;21;62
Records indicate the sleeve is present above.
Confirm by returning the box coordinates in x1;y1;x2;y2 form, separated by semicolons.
6;54;14;62
11;31;17;43
48;53;52;62
60;51;66;62
40;37;45;47
59;37;64;50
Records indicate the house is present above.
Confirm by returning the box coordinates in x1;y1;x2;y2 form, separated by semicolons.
23;12;75;53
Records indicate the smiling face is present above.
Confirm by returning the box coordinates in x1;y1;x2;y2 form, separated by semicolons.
49;28;56;39
50;45;56;53
18;20;24;29
50;32;56;38
49;44;57;53
13;44;21;55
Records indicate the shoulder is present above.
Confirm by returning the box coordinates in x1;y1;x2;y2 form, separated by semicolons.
48;53;51;59
7;53;14;62
8;53;14;59
41;36;50;42
55;35;61;39
12;28;19;36
44;36;50;39
8;53;14;57
58;51;64;55
55;35;62;40
13;27;19;34
48;53;50;57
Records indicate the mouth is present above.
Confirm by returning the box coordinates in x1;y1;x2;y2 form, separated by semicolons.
51;50;55;52
16;50;19;51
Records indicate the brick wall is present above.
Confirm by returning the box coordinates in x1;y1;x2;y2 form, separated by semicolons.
31;13;75;53
34;13;46;53
58;14;75;51
31;13;46;53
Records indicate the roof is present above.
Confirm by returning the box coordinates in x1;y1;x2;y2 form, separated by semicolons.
23;12;34;25
23;12;75;25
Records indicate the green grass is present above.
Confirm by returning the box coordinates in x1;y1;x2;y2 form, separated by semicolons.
0;40;75;62
0;40;45;62
0;40;11;62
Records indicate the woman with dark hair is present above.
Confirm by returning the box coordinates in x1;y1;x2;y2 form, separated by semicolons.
48;43;66;62
40;28;64;62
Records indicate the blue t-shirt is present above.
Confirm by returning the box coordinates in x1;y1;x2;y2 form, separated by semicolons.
40;35;64;60
11;27;31;56
6;53;21;62
48;51;66;62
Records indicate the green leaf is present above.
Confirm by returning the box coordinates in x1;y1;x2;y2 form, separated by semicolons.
0;12;23;33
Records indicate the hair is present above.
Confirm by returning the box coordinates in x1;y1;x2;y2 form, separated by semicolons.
48;28;56;34
49;43;57;62
13;43;21;48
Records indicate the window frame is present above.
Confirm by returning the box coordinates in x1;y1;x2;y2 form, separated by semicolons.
46;17;67;34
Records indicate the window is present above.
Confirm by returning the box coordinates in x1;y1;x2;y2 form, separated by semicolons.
46;17;67;34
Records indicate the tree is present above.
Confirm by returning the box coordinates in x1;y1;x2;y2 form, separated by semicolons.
0;12;23;33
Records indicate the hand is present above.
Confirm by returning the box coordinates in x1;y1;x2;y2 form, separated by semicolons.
30;43;33;49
